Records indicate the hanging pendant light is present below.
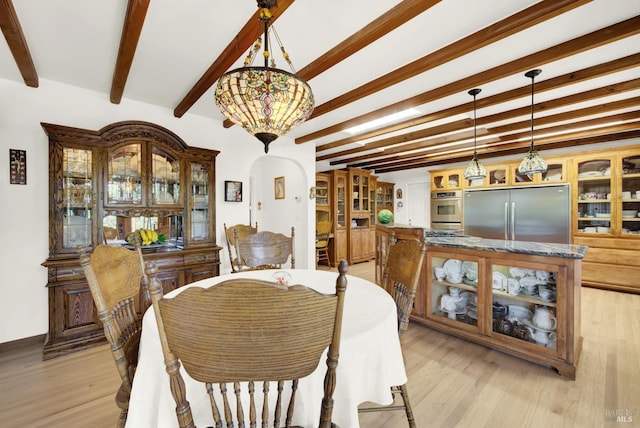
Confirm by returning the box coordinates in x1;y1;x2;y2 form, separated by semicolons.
214;0;314;153
463;88;487;181
518;69;547;174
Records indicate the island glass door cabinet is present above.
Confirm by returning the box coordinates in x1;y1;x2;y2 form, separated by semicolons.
41;121;221;359
425;248;581;379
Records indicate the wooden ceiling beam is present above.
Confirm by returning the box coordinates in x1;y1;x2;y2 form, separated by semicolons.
301;15;640;144
306;0;587;125
368;122;640;173
316;118;472;161
110;0;150;104
321;78;640;164
0;0;38;87
298;0;439;81
298;0;591;144
316;53;640;152
173;0;296;118
346;113;640;169
369;129;640;173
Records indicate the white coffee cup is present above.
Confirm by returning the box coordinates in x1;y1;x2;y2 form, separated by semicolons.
622;191;632;199
636;190;640;199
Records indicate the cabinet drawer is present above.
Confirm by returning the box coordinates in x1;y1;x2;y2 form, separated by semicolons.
50;265;85;283
184;252;219;266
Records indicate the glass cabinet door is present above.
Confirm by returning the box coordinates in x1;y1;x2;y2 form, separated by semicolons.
316;175;329;206
621;154;640;236
429;255;480;329
362;175;369;212
490;264;558;351
107;143;142;205
63;147;93;248
151;146;181;205
351;174;360;211
189;161;209;241
576;157;612;235
336;175;346;228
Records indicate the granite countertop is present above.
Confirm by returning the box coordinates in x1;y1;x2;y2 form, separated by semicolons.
424;236;589;259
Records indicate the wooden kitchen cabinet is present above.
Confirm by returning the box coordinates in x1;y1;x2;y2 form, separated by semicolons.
422;240;584;379
572;148;640;293
431;169;463;190
41;121;222;359
375;181;394;215
315;173;331;224
346;167;375;264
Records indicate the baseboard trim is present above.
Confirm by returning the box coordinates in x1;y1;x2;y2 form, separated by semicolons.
0;334;45;353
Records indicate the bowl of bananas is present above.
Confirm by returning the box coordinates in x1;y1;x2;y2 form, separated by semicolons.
124;228;168;251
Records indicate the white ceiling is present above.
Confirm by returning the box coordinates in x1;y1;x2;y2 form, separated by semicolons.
1;0;639;172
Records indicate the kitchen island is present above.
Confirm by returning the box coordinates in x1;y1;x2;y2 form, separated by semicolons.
376;224;588;379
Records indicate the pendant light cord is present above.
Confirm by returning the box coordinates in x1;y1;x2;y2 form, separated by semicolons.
530;73;535;152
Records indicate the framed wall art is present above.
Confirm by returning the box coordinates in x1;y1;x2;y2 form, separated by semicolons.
274;176;285;199
224;180;242;202
10;149;27;185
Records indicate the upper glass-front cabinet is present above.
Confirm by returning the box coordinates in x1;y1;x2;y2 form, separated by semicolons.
63;147;94;248
621;153;640;236
44;121;219;256
189;161;211;242
107;143;142;205
575;156;613;236
152;147;181;205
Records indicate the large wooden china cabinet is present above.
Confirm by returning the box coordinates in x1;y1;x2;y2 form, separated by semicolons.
41;121;222;359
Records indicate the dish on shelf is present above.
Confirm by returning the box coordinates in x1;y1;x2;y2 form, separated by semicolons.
509;267;535;278
595;213;610;218
507;305;533;323
461;261;478;281
467;309;478;320
460;291;478;307
462;277;478;287
578;160;610;175
492;271;508;291
443;259;462;276
543;168;562;181
523;318;556;333
622;210;638;218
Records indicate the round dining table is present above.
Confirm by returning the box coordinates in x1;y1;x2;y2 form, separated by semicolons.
125;269;407;428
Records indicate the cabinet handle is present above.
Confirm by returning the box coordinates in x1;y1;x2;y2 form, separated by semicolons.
194;255;211;262
72;268;84;275
504;202;509;240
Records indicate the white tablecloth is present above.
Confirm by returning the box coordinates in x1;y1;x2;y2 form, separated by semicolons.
125;269;407;428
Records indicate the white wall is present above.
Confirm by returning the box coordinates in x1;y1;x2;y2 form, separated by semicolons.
0;77;315;344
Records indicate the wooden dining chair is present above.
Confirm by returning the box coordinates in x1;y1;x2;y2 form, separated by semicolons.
316;221;332;268
235;226;295;270
78;242;151;428
358;236;427;428
223;222;258;272
146;260;349;428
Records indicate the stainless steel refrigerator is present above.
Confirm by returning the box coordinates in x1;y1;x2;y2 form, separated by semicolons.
463;184;571;244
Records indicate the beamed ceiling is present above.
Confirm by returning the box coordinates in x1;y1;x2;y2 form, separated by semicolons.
1;0;639;174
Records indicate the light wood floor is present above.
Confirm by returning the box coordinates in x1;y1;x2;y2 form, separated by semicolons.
1;261;638;428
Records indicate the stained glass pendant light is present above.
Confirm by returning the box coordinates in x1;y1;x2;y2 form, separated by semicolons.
214;0;314;153
463;88;487;180
518;69;547;174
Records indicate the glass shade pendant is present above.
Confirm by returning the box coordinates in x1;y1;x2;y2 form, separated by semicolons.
463;88;487;181
518;69;547;174
214;1;314;153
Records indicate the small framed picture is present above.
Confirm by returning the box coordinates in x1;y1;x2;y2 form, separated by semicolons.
225;180;242;202
10;149;27;185
274;176;285;199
